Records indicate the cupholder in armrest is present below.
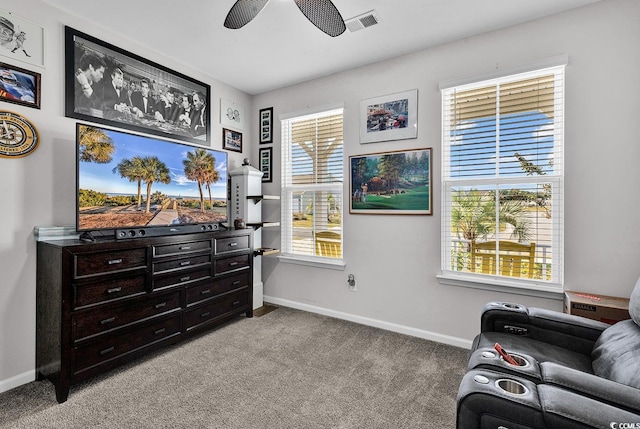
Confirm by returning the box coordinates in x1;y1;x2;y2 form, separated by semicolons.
468;348;541;382
501;303;525;311
496;378;529;395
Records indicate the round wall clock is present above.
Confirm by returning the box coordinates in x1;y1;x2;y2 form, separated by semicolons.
0;110;40;158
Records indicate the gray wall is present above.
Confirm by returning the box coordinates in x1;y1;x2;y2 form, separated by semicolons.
255;0;640;346
2;0;639;393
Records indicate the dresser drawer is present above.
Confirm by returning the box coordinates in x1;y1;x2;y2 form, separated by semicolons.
215;254;250;275
74;248;147;278
215;235;249;255
152;254;211;275
74;274;147;309
185;272;250;306
184;291;249;331
72;315;181;376
153;240;212;258
72;291;180;342
152;268;211;291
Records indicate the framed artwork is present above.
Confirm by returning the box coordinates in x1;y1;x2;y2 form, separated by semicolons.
259;107;273;144
360;89;418;144
65;26;211;146
222;128;242;152
0;9;45;68
259;146;273;183
0;61;40;109
220;98;246;131
349;147;432;215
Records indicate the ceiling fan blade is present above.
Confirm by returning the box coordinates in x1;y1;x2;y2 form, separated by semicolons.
294;0;346;37
224;0;271;29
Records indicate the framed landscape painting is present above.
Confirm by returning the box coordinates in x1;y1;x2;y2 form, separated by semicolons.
65;26;211;146
349;148;432;215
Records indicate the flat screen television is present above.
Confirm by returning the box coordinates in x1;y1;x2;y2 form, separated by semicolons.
76;123;228;239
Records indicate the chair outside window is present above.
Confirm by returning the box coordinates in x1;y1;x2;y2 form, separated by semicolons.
470;240;536;278
315;231;342;258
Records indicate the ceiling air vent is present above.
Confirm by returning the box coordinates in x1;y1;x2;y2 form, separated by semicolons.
345;10;379;33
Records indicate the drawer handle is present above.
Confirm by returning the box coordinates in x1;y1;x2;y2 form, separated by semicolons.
154;302;167;309
232;280;241;286
100;317;115;325
179;246;191;251
107;259;123;265
100;346;115;355
232;300;241;306
180;261;191;266
154;328;166;335
229;262;239;267
106;287;122;294
201;289;211;295
180;276;191;282
229;242;238;247
200;311;210;318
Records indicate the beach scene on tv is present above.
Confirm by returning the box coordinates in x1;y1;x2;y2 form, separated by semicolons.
77;124;227;231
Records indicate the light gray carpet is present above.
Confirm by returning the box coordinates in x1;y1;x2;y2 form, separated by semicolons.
0;306;468;428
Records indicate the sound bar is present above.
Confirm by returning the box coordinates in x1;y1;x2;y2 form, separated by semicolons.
115;223;219;240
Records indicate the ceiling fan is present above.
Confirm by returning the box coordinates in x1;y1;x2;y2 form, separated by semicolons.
224;0;346;37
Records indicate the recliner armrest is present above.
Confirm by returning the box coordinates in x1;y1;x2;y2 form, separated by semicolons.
540;362;640;414
481;302;609;355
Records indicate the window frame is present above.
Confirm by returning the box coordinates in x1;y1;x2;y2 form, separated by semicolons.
439;59;566;297
278;105;345;270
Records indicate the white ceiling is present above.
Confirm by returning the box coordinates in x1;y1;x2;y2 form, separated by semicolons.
43;0;601;95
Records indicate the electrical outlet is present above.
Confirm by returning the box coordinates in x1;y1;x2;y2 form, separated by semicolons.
348;274;357;291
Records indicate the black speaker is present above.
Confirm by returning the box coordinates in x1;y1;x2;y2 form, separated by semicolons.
115;223;219;240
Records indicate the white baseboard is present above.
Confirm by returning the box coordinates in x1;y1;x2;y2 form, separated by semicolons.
0;370;35;395
263;295;473;350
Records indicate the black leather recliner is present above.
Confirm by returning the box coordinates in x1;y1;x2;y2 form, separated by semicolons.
457;278;640;428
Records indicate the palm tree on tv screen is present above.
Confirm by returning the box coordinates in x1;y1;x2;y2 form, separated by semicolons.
183;148;216;213
139;156;171;213
79;125;115;164
113;156;145;209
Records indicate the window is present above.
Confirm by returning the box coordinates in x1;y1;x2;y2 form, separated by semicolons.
281;107;344;266
441;64;565;291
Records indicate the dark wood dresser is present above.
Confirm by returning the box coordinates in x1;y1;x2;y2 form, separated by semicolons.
36;229;252;403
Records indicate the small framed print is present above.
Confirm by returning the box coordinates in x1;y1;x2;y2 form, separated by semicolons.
360;89;418;144
222;128;242;152
259;146;272;183
259;107;273;144
220;98;246;131
0;9;45;68
0;61;40;109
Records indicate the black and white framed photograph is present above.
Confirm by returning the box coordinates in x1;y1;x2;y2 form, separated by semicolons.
259;107;273;144
0;61;40;109
65;26;211;146
0;9;45;68
259;146;272;183
360;89;418;144
220;98;245;131
222;127;242;152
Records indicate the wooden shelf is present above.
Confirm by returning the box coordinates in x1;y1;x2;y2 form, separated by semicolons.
246;222;280;230
254;247;280;257
247;195;280;203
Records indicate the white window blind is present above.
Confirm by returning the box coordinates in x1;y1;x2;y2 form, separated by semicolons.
281;108;343;261
441;65;564;288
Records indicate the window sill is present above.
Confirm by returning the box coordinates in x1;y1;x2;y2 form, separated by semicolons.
278;254;346;271
436;272;563;300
